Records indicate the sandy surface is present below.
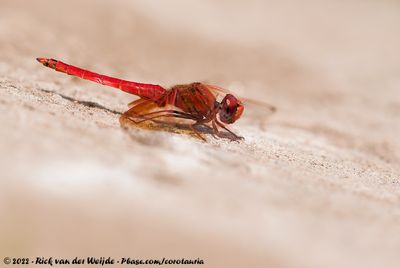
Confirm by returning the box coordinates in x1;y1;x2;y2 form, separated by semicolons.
1;0;400;267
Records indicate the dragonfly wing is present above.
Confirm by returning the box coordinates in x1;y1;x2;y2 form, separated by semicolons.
204;83;275;110
125;98;160;116
128;98;149;108
242;98;276;113
124;98;190;124
202;83;231;100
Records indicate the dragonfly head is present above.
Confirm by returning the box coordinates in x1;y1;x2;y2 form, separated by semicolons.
219;94;244;124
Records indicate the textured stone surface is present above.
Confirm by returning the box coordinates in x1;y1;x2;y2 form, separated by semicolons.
1;1;399;267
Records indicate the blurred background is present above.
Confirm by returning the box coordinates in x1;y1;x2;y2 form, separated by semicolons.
0;0;399;267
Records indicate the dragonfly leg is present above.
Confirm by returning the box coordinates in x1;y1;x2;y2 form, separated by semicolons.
215;120;244;141
127;110;197;124
211;120;221;139
124;110;163;124
190;122;207;141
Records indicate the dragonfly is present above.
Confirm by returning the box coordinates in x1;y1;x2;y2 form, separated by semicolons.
36;57;275;141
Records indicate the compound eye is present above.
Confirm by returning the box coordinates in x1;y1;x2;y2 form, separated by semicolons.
226;95;237;112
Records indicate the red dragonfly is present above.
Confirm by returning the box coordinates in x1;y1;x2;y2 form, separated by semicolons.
36;57;275;141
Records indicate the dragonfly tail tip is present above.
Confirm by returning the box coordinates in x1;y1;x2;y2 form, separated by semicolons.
36;57;48;64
